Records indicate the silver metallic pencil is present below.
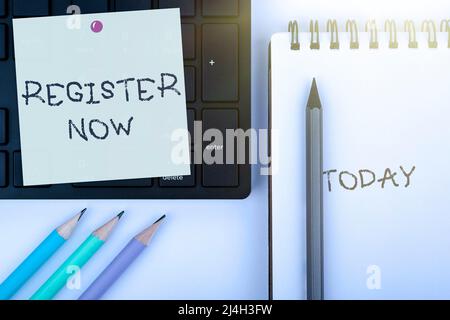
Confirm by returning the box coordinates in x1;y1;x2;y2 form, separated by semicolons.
306;78;324;300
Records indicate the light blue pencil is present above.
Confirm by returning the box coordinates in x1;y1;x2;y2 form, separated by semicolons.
0;209;87;300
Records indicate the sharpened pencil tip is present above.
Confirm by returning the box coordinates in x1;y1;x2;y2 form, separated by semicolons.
307;78;322;109
134;215;166;245
78;208;87;221
153;214;166;224
117;211;125;220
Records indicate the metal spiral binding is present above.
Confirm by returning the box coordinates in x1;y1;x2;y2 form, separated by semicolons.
310;20;320;49
346;20;359;49
365;20;378;49
327;19;339;49
385;20;398;49
404;20;418;48
288;20;300;50
287;19;450;50
422;20;438;48
440;19;450;48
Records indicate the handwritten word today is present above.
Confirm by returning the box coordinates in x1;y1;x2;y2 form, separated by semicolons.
323;166;416;192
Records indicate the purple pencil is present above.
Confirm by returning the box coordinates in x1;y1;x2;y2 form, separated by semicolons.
78;215;165;300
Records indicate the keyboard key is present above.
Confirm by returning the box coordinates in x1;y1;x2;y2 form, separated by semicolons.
202;24;238;102
160;154;195;187
160;172;194;187
0;109;7;144
51;0;72;15
13;151;51;187
115;0;151;11
182;24;195;60
187;108;195;143
184;67;195;102
72;0;109;13
73;179;153;188
159;0;195;17
13;151;23;187
0;0;6;17
202;109;239;187
0;152;7;187
203;0;239;17
13;0;49;17
0;24;6;60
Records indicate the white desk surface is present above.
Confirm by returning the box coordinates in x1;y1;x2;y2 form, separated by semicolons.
1;0;450;300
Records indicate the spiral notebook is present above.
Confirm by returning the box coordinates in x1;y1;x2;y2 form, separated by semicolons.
269;19;450;299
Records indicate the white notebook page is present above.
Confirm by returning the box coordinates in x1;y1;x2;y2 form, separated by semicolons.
270;31;450;299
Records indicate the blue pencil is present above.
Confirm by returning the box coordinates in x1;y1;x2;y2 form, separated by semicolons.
0;209;87;300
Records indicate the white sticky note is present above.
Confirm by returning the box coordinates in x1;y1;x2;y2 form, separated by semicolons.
13;9;190;186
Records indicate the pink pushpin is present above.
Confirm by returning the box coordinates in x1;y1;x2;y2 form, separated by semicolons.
90;20;103;33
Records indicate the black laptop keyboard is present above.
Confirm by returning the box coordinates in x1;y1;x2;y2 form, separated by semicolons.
0;0;251;199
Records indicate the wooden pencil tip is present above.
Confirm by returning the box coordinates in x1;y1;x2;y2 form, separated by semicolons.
93;212;124;241
57;209;86;240
135;215;166;245
117;211;125;220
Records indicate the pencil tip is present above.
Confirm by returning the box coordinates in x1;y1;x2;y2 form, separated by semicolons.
307;78;322;109
93;211;124;241
135;215;166;245
78;208;87;221
117;211;125;220
57;208;87;239
153;214;166;225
